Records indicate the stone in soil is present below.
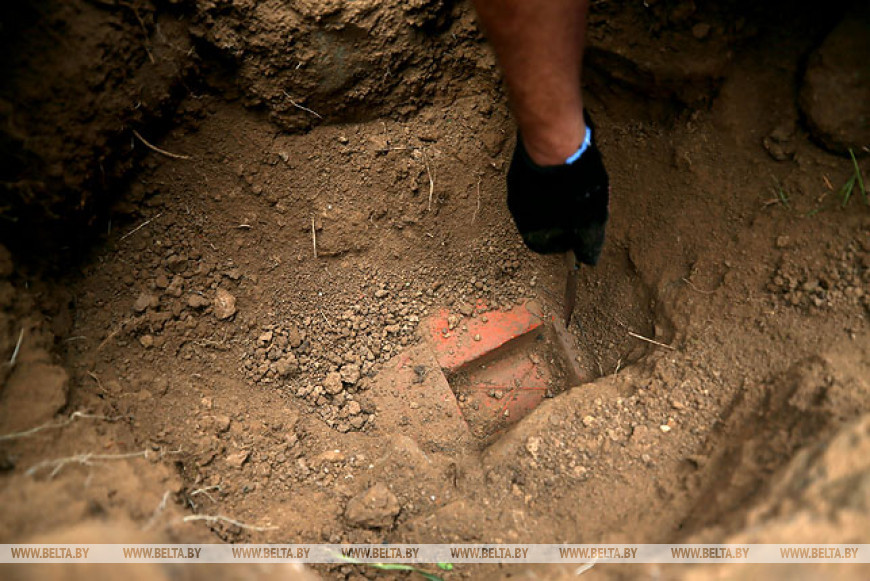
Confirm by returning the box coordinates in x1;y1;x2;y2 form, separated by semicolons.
213;289;237;320
345;483;401;529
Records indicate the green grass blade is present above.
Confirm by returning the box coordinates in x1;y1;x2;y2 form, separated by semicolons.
771;176;790;208
840;175;856;207
849;149;867;203
330;551;446;581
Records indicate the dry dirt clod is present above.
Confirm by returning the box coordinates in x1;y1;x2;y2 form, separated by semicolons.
324;372;344;395
166;276;184;298
340;364;361;385
226;450;250;468
213;289;237;320
692;22;711;40
345;483;400;529
133;291;157;313
187;294;210;310
525;436;542;459
316;449;345;464
274;356;299;378
167;254;188;273
212;415;232;434
286;324;303;348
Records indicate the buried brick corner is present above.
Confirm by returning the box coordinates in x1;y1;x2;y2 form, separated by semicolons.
424;301;583;439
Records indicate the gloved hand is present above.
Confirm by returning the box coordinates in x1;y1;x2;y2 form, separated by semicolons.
506;121;609;265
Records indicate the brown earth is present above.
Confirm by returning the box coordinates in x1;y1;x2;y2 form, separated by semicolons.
1;1;869;580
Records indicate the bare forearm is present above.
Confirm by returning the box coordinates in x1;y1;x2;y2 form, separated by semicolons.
472;0;589;165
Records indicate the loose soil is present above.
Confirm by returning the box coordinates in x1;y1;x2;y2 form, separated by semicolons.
1;1;869;580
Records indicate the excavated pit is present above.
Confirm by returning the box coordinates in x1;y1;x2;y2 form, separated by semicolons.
2;3;869;581
424;302;585;440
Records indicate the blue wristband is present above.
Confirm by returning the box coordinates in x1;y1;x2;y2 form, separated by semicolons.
565;126;592;165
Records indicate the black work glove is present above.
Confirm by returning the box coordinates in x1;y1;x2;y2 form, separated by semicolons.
506;123;609;265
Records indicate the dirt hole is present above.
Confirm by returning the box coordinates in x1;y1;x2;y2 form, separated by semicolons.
2;2;869;577
446;316;583;440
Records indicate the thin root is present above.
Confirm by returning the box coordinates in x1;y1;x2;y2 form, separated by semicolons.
27;450;147;479
118;1;155;64
132;130;191;160
120;212;163;241
0;410;122;442
472;176;482;224
142;490;173;531
182;515;278;532
97;318;133;352
189;485;222;504
423;150;435;211
282;91;323;119
26;447;181;479
7;328;24;367
311;216;318;259
681;277;717;295
628;331;675;350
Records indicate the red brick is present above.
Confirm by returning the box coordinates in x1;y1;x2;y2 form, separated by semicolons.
426;301;544;373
